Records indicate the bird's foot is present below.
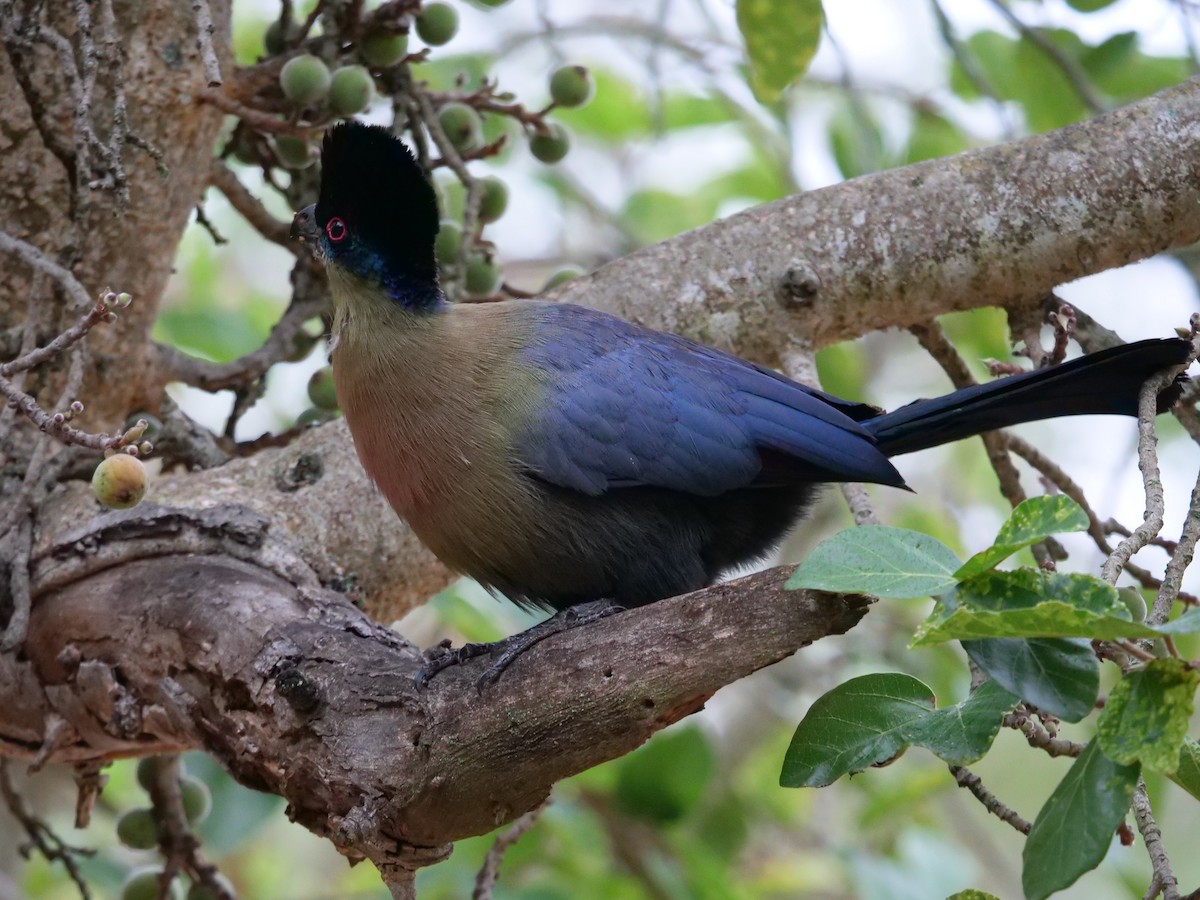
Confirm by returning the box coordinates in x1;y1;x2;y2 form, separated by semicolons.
415;599;624;692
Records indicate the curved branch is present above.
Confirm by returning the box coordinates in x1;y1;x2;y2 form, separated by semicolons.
548;77;1200;365
2;553;867;858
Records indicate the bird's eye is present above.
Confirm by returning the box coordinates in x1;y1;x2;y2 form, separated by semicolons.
326;217;347;242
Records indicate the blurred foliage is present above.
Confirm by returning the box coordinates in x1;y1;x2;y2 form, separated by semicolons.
17;0;1200;898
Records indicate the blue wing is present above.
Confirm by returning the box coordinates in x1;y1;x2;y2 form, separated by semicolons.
515;304;904;497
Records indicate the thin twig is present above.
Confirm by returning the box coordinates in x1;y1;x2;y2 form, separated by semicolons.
0;760;94;899
208;160;296;248
948;764;1031;834
1150;460;1200;627
1004;706;1085;758
148;755;233;900
191;0;222;87
1133;780;1179;900
930;0;1016;138
0;232;93;308
910;322;1059;563
473;796;551;899
1101;368;1182;585
999;432;1183;598
986;0;1106;114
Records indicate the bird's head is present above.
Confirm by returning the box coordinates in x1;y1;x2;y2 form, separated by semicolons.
292;121;443;311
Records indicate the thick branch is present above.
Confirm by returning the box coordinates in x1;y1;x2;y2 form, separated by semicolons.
549;77;1200;366
2;554;867;856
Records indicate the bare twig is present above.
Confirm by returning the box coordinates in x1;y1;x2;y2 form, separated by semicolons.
191;0;222;87
208;160;296;248
1101;368;1183;585
986;0;1106;114
148;755;233;900
948;764;1031;835
0;760;94;899
1133;780;1179;900
930;0;1016;138
910;322;1059;563
1150;460;1200;627
473;796;551;899
0;232;93;308
1004;705;1085;758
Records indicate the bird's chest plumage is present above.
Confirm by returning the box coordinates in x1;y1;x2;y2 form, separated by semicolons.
329;303;543;577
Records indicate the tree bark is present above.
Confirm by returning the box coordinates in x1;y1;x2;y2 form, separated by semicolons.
4;552;867;862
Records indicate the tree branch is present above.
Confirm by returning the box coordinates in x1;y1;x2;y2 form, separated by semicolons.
1;553;868;860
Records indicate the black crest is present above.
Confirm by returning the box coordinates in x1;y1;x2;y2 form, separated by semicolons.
317;121;440;281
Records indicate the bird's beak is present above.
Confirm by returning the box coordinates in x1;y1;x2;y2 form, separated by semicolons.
291;204;319;245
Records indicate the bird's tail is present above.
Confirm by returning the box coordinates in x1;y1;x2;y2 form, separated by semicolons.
866;338;1192;458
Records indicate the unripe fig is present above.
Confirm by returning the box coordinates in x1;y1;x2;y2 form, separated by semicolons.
464;252;501;297
549;64;593;108
122;867;181;900
179;776;212;824
438;102;483;153
186;875;236;900
136;756;165;791
280;55;331;105
329;65;374;116
264;20;297;55
415;2;459;46
359;31;408;67
117;808;159;850
274;135;315;169
529;123;569;163
434;219;463;264
543;265;584;290
93;454;147;509
296;407;334;428
307;367;339;411
477;176;509;223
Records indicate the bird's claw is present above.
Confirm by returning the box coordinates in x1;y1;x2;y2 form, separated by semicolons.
414;599;625;691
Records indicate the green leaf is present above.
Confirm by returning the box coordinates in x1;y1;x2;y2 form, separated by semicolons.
955;496;1089;579
949;30;1089;132
828;104;884;178
781;674;932;787
1066;0;1119;10
614;725;714;823
1097;658;1199;774
780;675;1016;788
909;679;1019;764
912;569;1162;645
1022;742;1139;900
902;109;969;166
619;188;720;244
556;69;649;139
786;526;961;599
1168;738;1200;802
736;0;824;103
962;637;1099;723
1150;607;1200;634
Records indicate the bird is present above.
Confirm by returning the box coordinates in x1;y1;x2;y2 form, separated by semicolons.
291;121;1191;685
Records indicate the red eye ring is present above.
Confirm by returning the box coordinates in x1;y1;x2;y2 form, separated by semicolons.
326;217;347;242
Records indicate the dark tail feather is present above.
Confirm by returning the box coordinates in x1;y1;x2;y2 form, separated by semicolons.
867;338;1191;457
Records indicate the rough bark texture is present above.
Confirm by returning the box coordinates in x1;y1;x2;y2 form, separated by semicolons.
3;0;1200;878
6;554;866;861
549;77;1200;365
0;0;230;425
